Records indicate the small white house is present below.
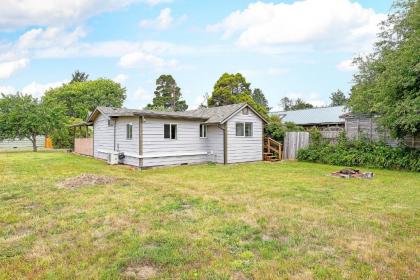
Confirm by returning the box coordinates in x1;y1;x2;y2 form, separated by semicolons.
86;103;268;168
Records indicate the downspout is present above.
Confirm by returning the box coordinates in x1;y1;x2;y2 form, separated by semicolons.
139;116;144;168
218;123;227;164
113;118;117;151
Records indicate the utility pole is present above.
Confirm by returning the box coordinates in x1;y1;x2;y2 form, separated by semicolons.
172;84;176;111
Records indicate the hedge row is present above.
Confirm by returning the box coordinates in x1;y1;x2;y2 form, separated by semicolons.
297;139;420;172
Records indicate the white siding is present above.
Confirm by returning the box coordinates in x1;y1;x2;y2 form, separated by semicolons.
93;113;114;160
115;117;140;167
226;109;263;163
0;136;45;150
207;125;224;164
142;118;210;167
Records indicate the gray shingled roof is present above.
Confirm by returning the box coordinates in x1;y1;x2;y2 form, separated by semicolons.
91;103;258;124
272;106;348;125
183;103;246;124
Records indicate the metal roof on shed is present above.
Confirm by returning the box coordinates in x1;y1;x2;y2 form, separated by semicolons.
272;106;348;125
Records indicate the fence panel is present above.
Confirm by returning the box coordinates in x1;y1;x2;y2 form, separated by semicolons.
283;132;310;160
74;138;93;156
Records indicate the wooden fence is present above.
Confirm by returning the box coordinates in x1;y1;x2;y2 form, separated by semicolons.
74;138;93;156
283;132;310;160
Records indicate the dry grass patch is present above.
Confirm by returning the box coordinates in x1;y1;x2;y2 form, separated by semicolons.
57;173;118;189
122;263;159;279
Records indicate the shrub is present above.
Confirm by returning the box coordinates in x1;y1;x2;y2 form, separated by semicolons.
297;138;420;172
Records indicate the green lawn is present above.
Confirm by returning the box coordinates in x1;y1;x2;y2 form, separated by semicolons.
0;152;419;279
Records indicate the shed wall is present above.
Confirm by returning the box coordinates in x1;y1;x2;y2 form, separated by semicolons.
0;136;45;150
93;113;114;160
226;109;263;163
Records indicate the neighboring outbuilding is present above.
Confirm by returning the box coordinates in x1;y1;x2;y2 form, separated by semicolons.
272;106;348;130
0;136;46;150
341;113;420;149
84;103;268;168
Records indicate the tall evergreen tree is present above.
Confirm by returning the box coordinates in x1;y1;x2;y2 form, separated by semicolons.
252;88;269;111
329;89;348;106
70;70;89;83
146;75;188;111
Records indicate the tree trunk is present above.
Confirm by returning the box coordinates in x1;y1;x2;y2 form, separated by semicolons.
30;134;37;152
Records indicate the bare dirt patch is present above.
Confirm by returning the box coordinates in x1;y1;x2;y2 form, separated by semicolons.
122;264;158;279
58;173;118;189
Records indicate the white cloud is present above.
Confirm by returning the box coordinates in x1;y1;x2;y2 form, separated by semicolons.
337;58;357;72
140;8;173;30
0;85;16;95
0;58;29;79
0;80;67;98
17;26;87;50
21;80;67;98
190;94;206;110
142;0;173;6
0;0;151;30
209;0;385;52
118;50;177;69
113;74;129;84
129;87;153;108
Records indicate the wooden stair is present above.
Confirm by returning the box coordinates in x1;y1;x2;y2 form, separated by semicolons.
264;137;282;162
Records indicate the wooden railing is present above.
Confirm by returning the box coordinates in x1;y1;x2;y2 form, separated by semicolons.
264;137;282;161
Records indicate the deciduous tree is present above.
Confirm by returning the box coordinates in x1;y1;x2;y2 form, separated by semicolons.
0;93;65;152
43;79;126;120
349;0;420;138
208;73;268;117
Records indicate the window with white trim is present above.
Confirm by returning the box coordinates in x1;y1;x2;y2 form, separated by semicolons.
126;123;133;140
200;124;207;138
236;122;253;137
164;124;177;139
236;123;244;136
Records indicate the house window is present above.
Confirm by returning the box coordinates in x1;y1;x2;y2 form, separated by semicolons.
236;123;244;136
242;107;249;115
245;122;253;136
126;123;133;140
236;122;253;137
108;119;114;127
200;124;207;138
164;124;177;140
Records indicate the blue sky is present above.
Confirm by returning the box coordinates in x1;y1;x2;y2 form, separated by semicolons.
0;0;394;110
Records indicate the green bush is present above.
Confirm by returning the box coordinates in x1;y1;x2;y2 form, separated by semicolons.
297;138;420;172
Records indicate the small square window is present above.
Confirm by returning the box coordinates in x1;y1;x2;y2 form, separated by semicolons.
242;107;249;115
108;119;114;127
200;124;207;138
236;123;244;136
